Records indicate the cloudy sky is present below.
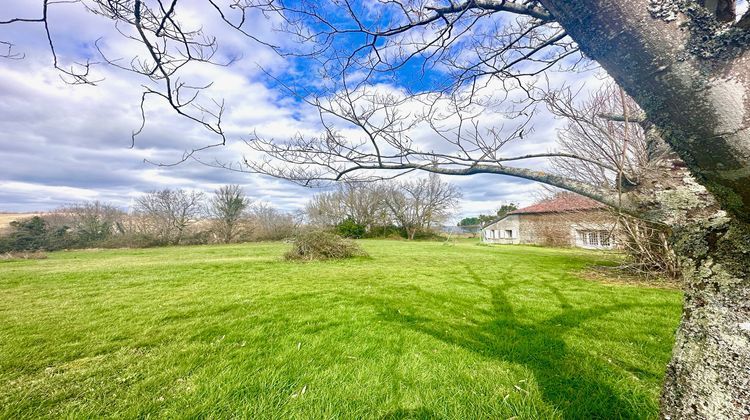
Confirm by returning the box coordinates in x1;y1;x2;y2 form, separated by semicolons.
0;0;602;220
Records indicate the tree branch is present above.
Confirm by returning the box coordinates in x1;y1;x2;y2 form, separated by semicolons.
427;0;554;22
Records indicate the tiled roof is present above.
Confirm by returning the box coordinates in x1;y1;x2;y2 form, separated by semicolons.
509;192;606;215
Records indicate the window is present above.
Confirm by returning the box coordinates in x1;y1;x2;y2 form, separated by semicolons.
599;231;611;247
577;230;613;248
505;229;513;238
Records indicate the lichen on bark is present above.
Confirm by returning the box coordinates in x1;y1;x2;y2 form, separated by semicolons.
648;0;750;59
662;216;750;419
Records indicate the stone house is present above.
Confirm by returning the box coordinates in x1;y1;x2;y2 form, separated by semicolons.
481;193;617;249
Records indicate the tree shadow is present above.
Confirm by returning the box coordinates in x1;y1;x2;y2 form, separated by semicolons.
374;264;652;418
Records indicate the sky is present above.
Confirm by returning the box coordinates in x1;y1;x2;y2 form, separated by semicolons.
0;0;603;221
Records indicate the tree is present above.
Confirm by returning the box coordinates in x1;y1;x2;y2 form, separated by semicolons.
460;204;518;227
4;0;750;415
495;204;519;220
207;185;250;243
57;201;125;245
134;189;204;245
335;216;366;238
548;83;680;278
457;217;480;227
1;216;50;251
248;202;298;241
383;174;461;239
305;182;387;230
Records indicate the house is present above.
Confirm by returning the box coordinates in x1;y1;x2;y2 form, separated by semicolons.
481;193;617;249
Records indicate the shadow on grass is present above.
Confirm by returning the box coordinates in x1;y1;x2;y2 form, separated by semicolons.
376;264;650;418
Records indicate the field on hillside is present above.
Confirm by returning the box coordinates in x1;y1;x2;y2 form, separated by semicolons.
0;241;682;419
0;213;37;233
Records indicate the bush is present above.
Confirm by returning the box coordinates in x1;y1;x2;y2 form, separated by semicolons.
284;230;368;261
0;216;75;252
336;217;366;238
95;232;167;249
362;225;403;239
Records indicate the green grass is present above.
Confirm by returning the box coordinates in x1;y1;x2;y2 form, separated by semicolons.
0;240;681;419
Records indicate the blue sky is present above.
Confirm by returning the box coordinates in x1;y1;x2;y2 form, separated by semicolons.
0;0;598;220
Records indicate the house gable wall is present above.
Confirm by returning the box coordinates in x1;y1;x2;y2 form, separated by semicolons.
482;210;617;248
482;214;520;244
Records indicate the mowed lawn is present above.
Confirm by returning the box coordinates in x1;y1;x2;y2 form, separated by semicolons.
0;240;681;419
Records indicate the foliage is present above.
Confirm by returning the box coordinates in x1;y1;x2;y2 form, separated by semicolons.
0;241;680;418
362;224;404;239
335;216;366;238
459;203;518;227
95;232;167;249
58;201;125;246
0;195;303;251
306;175;461;240
496;203;519;219
207;185;250;243
458;216;481;226
0;216;73;252
306;182;387;229
7;216;50;251
284;230;368;261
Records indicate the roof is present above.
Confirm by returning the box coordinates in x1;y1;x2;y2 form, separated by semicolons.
481;193;607;230
509;193;606;215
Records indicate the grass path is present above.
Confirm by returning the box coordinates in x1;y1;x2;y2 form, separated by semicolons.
0;240;681;418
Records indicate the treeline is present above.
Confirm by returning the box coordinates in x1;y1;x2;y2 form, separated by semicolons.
305;174;461;240
457;203;518;227
1;174;462;252
0;186;298;252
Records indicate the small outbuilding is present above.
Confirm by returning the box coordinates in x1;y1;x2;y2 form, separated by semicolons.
481;193;617;249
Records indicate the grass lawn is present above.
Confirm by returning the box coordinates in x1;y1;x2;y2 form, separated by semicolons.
0;240;682;419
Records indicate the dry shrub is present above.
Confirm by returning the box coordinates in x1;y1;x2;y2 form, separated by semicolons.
1;251;48;261
284;230;367;261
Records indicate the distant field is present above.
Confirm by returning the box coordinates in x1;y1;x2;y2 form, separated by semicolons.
0;241;682;418
0;213;37;233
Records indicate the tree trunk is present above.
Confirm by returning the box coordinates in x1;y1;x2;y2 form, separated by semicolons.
539;0;750;414
663;217;750;418
540;0;750;223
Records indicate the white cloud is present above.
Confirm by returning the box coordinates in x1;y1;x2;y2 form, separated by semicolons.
0;0;604;221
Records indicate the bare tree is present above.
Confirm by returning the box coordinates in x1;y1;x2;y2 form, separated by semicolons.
547;82;680;279
305;188;352;228
247;202;298;241
305;182;387;230
207;185;250;243
58;201;126;244
134;189;204;244
383;174;461;239
4;0;750;415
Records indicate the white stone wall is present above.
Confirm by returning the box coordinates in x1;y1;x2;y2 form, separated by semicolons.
481;212;618;249
481;214;521;244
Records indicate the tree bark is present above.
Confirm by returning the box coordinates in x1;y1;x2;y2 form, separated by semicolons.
663;217;750;418
541;0;750;224
538;0;750;415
